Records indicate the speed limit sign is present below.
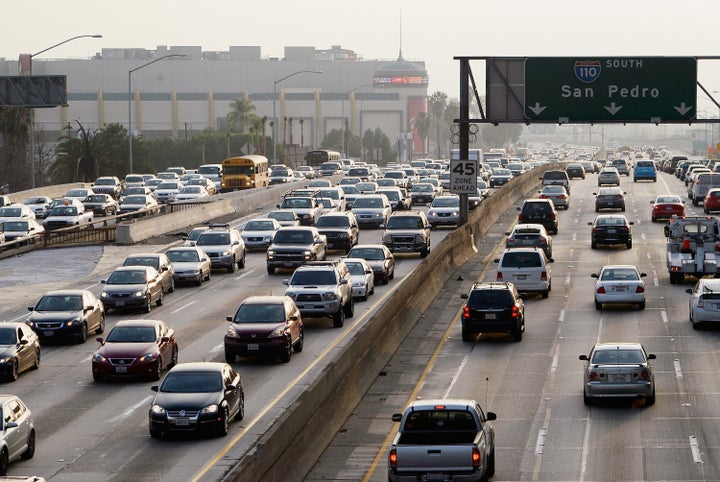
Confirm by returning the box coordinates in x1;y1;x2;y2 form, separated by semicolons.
449;160;478;194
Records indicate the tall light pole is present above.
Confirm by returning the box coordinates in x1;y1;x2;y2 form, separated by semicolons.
272;70;322;163
27;34;102;188
128;54;185;174
341;84;373;158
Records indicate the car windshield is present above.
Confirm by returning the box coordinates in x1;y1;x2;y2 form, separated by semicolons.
126;175;144;183
106;326;157;343
232;303;286;323
412;185;433;193
123;196;147;205
354;198;384;208
2;221;28;231
432;197;459;207
24;197;47;204
542;186;565;194
0;208;21;216
160;372;223;393
124;257;160;269
196;233;230;246
656;196;681;204
35;295;83;311
245;221;276;231
596;217;627;227
166;250;200;262
268;211;296;221
0;327;18;345
348;248;384;260
86;195;107;202
591;349;645;364
342;186;360;194
157;182;179;190
492;169;511;176
66;190;88;197
290;270;337;285
600;268;639;281
273;230;313;244
106;270;148;284
186;229;207;241
95;178;115;185
282;198;313;209
386;217;424;229
179;186;202;193
345;262;366;276
48;206;78;216
316;216;349;228
319;190;339;200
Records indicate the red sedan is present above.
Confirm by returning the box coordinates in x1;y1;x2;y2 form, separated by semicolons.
650;195;685;222
704;188;720;214
92;319;178;382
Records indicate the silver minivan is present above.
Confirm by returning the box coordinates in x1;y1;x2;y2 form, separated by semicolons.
494;248;553;298
690;172;720;206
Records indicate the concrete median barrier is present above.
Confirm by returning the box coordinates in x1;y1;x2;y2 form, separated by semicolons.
224;164;559;481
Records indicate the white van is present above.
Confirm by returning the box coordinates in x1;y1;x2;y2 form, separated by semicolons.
494;248;553;298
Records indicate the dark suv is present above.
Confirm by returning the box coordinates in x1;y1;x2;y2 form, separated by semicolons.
314;212;359;253
460;282;525;342
381;210;431;257
517;199;558;234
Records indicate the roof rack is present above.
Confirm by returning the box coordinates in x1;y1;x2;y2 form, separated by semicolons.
208;223;230;229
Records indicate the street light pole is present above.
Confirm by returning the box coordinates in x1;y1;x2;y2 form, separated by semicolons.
27;34;102;188
272;70;322;164
128;54;186;174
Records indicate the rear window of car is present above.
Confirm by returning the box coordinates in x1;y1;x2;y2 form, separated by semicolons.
468;289;514;308
500;251;542;268
636;161;654;168
591;349;645;364
522;201;553;214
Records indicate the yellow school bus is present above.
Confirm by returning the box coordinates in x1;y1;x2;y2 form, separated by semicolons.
220;155;269;192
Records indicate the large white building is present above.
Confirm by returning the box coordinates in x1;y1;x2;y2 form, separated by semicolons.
0;45;429;163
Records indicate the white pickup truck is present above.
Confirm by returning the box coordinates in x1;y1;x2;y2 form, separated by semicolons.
388;399;496;482
43;202;94;230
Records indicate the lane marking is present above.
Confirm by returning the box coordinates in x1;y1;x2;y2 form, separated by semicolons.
171;300;197;314
443;355;469;398
535;427;547;454
106;395;153;424
690;436;702;464
661;311;668;324
558;310;565;323
674;359;684;378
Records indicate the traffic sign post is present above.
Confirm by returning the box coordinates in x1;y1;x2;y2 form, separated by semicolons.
450;159;478;194
524;57;697;122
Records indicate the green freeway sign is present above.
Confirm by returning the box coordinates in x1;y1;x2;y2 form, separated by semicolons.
524;57;696;122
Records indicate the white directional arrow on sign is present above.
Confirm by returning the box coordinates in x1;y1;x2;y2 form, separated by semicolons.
528;102;547;116
604;102;623;115
674;102;693;115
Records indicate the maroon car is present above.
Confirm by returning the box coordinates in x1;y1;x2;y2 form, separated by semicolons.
92;319;178;382
651;195;685;221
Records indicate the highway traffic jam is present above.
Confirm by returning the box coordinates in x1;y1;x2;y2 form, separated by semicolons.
1;146;720;480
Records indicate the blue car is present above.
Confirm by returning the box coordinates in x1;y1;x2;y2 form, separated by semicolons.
633;160;657;182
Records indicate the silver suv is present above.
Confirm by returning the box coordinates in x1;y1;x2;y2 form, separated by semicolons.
381;210;431;258
283;261;354;327
195;223;246;273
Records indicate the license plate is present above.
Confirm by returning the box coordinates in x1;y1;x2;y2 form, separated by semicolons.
43;331;54;337
174;418;190;426
426;474;446;482
607;229;616;234
614;286;627;292
516;274;527;280
284;262;294;267
115;300;125;306
247;344;259;351
485;313;496;320
609;373;630;383
115;366;127;374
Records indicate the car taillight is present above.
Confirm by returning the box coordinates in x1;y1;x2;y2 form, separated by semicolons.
621;227;630;233
463;306;470;319
518;213;525;221
550;213;556;220
640;370;650;379
597;286;606;294
589;370;598;380
636;286;645;293
389;449;397;468
541;271;547;280
507;236;515;244
592;227;600;233
497;271;503;281
511;305;519;318
472;447;481;469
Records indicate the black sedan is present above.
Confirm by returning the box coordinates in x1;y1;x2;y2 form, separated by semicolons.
594;187;627;212
589;214;633;249
100;266;165;313
148;362;244;438
26;289;105;343
347;244;396;285
0;323;41;381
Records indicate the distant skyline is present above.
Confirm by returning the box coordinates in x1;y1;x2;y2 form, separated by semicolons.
4;0;720;100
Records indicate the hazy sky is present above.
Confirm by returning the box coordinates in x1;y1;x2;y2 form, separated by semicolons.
4;0;720;102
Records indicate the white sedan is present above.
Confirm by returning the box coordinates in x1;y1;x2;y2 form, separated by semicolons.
686;277;720;329
343;258;374;301
592;265;647;310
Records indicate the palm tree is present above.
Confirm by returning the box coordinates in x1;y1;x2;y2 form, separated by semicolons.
299;118;305;146
226;97;256;134
412;111;431;156
0;107;31;189
428;91;448;158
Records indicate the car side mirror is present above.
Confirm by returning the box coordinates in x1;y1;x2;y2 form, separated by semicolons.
629;221;634;225
516;207;521;211
493;258;499;263
460;293;468;299
151;386;159;392
640;273;647;277
5;422;18;429
96;337;104;344
587;222;593;226
685;288;693;294
282;279;289;285
578;354;589;361
591;273;599;278
379;224;385;229
340;278;349;285
391;413;402;422
548;258;554;263
647;354;656;360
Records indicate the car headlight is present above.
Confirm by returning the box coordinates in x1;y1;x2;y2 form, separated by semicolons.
322;292;338;301
226;326;239;338
221;250;231;256
374;213;384;218
382;235;391;242
138;353;156;363
285;292;296;300
267;250;275;257
268;326;286;338
151;404;166;416
0;357;13;365
337;232;348;239
263;236;272;242
451;211;459;216
65;318;83;327
415;234;426;242
200;404;219;415
92;353;108;363
132;291;145;297
352;281;363;287
100;292;109;298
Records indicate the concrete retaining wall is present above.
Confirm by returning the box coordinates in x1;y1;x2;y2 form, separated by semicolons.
7;183;89;203
224;164;558;482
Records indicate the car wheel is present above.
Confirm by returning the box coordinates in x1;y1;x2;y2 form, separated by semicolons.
369;285;375;295
595;300;602;311
93;372;104;382
170;346;178;367
461;327;474;342
280;339;292;363
234;392;245;421
205;269;211;282
168;279;175;293
228;257;236;273
651;216;657;222
32;348;40;370
152;357;163;381
78;322;88;344
217;407;229;436
144;295;152;313
583;391;591;406
7;359;18;382
0;447;9;475
512;325;523;342
693;198;699;206
646;389;656;406
542;289;549;299
420;247;429;258
591;240;597;249
267;265;275;275
626;240;633;249
21;429;35;460
224;351;235;364
96;314;106;335
293;330;304;353
486;447;496;478
149;426;162;438
238;251;246;269
639;301;646;310
344;297;354;318
332;306;345;328
156;291;163;307
389;267;395;280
